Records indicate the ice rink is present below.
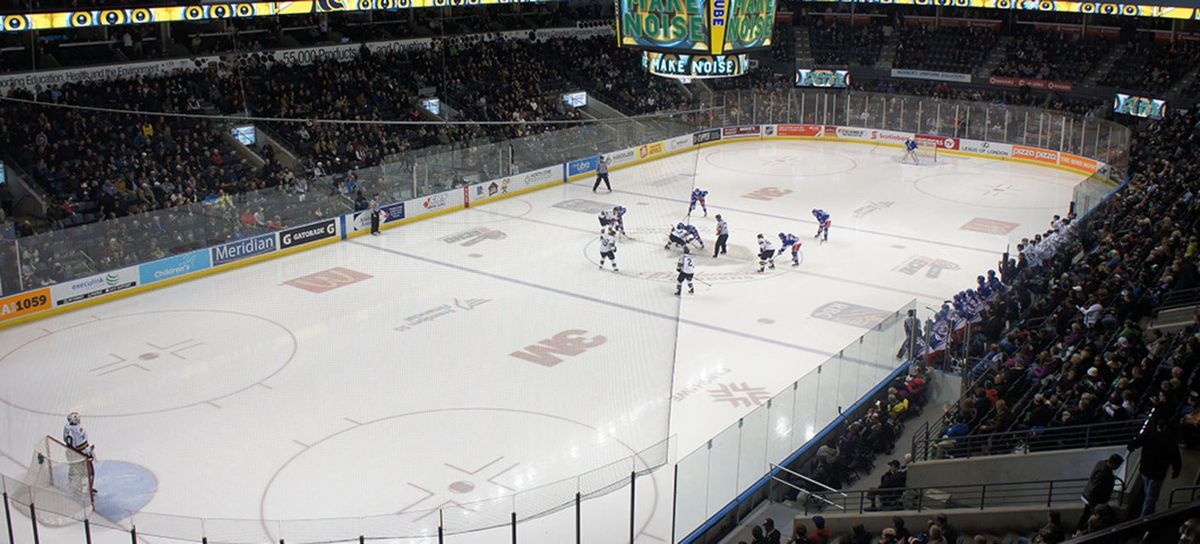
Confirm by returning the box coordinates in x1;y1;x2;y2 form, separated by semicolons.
0;140;1087;543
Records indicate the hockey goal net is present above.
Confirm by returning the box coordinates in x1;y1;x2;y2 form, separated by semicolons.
8;436;94;526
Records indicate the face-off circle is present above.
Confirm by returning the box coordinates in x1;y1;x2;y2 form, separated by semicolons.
0;310;297;417
260;408;661;537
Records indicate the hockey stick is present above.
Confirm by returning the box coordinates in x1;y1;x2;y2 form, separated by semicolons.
693;276;713;287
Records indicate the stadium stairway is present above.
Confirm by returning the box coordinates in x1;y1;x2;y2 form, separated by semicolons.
1084;44;1129;87
794;26;815;68
978;35;1014;79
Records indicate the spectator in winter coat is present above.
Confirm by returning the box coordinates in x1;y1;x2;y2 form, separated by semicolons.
1077;454;1123;531
1126;417;1182;516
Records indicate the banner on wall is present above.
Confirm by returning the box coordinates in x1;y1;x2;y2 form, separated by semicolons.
280;219;338;250
139;250;212;285
722;125;761;139
891;69;972;83
52;266;138;307
567;155;601;177
211;233;277;266
959;140;1013;158
988;75;1073;92
1011;145;1060;165
666;134;693;152
775;124;824;137
606;147;638;166
1058;153;1101;173
915;134;959;150
637;141;665;160
693;129;722;145
0;288;51;323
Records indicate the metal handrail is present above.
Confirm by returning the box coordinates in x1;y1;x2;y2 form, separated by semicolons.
1169;486;1200;509
800;477;1115;515
770;463;847;497
770;477;846;510
911;418;1144;462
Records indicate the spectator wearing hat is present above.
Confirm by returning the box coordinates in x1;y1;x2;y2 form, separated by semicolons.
807;515;830;544
867;460;906;510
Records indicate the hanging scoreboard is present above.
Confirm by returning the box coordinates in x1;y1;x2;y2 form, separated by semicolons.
616;0;776;55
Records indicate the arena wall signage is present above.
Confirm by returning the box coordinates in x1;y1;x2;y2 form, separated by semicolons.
139;250;212;285
988;75;1073;92
279;219;338;250
890;68;972;84
642;51;750;78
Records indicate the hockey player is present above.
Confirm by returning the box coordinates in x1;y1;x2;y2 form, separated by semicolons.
689;188;709;217
612;205;628;237
756;234;777;273
665;222;690;250
778;232;802;266
684;223;704;248
675;246;695;296
63;411;96;498
598;227;619;272
812;209;831;243
902;137;919;164
598;208;616;228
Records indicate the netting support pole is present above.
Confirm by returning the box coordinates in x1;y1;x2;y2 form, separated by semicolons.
438;508;444;544
670;465;679;542
510;512;517;544
84;518;92;544
28;503;38;544
629;471;636;544
358;537;364;544
574;492;581;544
2;492;13;544
129;526;136;544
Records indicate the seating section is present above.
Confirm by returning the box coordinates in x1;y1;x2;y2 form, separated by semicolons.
992;29;1111;82
893;25;997;73
809;18;886;67
1099;40;1200;93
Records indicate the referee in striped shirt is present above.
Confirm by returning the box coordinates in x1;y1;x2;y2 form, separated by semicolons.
593;156;611;192
713;214;729;258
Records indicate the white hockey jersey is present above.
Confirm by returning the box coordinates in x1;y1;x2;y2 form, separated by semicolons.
758;238;776;252
63;423;92;455
678;254;695;274
672;226;690;240
600;233;616;253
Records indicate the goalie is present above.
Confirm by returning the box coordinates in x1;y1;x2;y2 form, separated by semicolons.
902;137;920;164
63;411;97;500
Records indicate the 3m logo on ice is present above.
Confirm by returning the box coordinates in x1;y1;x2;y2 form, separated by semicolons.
509;329;606;367
285;267;372;293
741;187;792;201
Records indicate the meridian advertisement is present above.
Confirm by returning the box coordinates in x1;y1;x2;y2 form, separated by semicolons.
617;0;776;55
